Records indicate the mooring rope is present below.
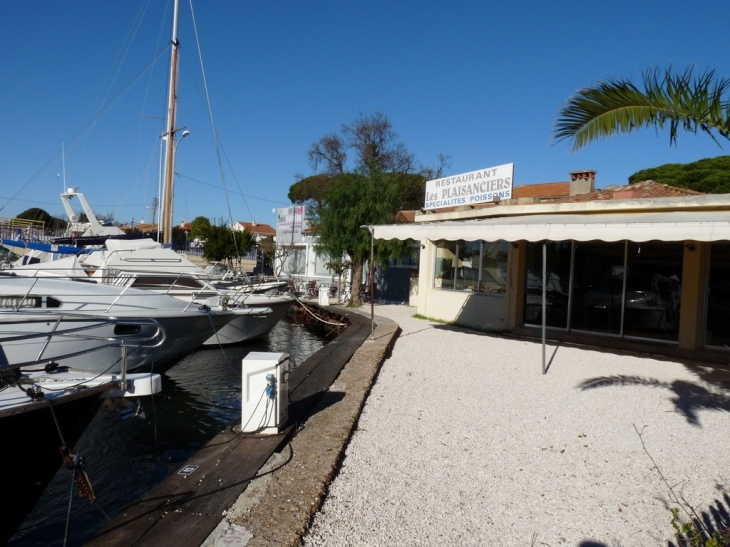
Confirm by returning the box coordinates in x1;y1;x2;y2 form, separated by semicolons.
291;295;348;327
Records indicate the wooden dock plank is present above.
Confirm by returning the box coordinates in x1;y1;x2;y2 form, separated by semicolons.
89;431;290;547
127;435;287;547
86;431;245;546
288;319;363;387
134;513;222;547
289;322;369;403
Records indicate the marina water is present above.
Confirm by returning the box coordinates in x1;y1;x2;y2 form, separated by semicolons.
9;317;331;546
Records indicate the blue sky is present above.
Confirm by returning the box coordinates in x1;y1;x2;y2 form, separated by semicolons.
1;0;728;228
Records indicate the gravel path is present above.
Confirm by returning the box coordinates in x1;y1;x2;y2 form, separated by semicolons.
302;304;730;547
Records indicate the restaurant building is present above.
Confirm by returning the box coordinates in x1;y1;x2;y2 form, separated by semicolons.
370;166;730;361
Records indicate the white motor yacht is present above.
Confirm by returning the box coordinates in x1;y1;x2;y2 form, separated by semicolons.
0;273;261;373
11;238;294;345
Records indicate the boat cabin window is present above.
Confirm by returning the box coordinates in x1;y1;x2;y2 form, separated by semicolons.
130;276;203;290
114;324;142;335
0;295;62;309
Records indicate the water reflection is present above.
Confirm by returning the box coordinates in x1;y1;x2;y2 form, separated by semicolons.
9;318;328;547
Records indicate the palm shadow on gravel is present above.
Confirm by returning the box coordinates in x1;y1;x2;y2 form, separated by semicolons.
666;491;730;547
575;476;730;547
578;375;730;426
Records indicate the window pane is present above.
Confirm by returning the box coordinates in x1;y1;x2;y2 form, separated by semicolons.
524;241;571;328
570;241;625;334
706;243;730;347
434;241;456;289
623;242;682;341
282;248;305;275
434;240;509;292
479;241;509;292
313;252;332;276
454;240;481;291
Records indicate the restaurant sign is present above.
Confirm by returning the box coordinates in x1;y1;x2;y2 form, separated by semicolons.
424;163;514;210
276;205;307;244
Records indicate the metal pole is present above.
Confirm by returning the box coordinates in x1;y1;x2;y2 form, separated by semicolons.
620;240;628;337
542;241;547;375
162;0;180;245
370;227;375;340
359;225;376;340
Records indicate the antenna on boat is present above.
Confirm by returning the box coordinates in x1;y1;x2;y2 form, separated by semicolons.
61;142;66;192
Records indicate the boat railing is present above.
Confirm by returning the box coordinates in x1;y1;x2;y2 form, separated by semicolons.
100;269;224;311
0;274;176;315
0;311;166;369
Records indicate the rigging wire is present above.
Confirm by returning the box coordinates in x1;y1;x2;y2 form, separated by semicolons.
63;462;77;547
188;0;246;258
79;0;155;159
177;54;267;216
0;47;170;215
118;0;180;220
174;173;290;205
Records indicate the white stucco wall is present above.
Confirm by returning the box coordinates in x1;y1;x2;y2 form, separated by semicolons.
420;288;509;331
415;239;508;331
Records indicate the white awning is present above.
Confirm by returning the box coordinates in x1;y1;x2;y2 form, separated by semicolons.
368;211;730;243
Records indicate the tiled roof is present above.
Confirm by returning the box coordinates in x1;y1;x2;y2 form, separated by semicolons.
235;221;276;236
512;182;571;198
395;210;417;223
552;180;703;204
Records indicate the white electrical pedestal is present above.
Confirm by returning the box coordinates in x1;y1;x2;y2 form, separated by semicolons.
319;286;330;305
241;352;290;435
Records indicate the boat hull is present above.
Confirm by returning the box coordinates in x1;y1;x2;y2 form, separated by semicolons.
0;384;108;543
203;297;294;345
0;310;235;374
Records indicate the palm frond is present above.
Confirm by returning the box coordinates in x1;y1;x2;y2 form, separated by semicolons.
553;67;730;151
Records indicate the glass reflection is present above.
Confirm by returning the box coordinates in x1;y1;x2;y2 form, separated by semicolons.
569;241;624;334
524;241;571;328
706;243;730;347
524;240;683;341
623;242;682;341
433;240;508;292
454;240;482;291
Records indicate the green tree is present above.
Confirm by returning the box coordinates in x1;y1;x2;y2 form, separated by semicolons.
201;224;235;262
289;172;428;211
201;225;256;264
629;156;730;193
171;226;187;249
17;208;66;230
190;216;211;240
312;168;407;305
553;67;730;150
288;173;333;208
295;112;448;208
300;112;448;305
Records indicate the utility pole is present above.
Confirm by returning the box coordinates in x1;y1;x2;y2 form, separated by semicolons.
151;197;158;226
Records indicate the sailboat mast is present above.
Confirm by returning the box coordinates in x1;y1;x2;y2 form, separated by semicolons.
162;0;181;245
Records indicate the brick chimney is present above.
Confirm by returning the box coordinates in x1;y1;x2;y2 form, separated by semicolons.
568;170;596;195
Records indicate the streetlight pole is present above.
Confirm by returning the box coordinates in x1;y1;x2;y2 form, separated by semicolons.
161;129;189;244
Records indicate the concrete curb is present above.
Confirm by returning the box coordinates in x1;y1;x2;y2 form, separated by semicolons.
203;310;400;547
